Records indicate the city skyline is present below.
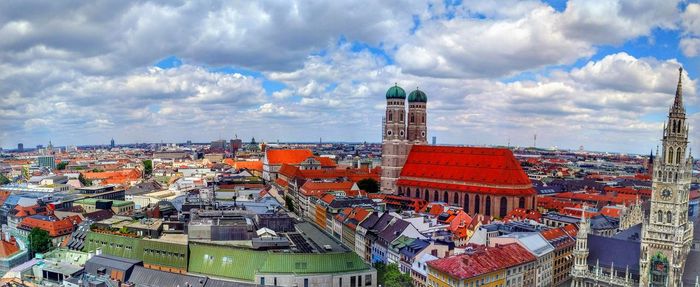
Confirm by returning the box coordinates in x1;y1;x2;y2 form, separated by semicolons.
2;1;700;153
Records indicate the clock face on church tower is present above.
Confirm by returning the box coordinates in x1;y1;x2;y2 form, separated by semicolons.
661;189;672;199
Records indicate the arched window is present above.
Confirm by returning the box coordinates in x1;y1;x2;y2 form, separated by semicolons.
667;211;672;223
388;112;392;122
415;189;420;199
400;111;404;122
410;114;415;123
500;197;508;218
422;115;425;123
657;210;663;223
485;196;492;216
519;197;526;209
443;191;449;203
424;190;430;202
672;120;677;133
668;147;674;164
398;187;404;196
474;195;481;214
434;190;439;202
464;195;470;214
453;193;459;205
676;147;682;164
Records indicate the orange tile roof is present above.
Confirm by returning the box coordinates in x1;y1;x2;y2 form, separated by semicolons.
274;178;289;188
266;149;313;165
278;164;302;179
300;181;355;196
19;215;82;237
314;156;337;167
0;238;19;257
599;206;622;218
233;160;263;171
320;193;336;204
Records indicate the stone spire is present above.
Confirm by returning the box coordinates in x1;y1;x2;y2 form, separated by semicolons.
671;67;685;116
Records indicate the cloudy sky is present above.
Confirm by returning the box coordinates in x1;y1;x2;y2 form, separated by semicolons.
1;0;699;154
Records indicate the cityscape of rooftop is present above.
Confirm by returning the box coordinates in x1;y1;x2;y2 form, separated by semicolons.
1;1;699;154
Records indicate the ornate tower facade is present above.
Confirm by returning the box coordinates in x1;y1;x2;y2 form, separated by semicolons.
571;208;590;287
381;84;410;193
640;67;694;287
407;88;428;144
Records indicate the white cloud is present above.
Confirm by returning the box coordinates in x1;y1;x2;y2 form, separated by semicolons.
680;3;700;57
560;0;679;45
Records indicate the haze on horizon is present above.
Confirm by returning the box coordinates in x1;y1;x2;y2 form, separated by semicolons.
1;0;699;154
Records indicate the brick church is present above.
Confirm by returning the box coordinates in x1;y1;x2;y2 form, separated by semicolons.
380;84;537;218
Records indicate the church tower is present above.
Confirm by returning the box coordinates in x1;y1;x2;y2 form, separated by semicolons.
407;88;428;144
640;67;694;287
381;84;410;193
571;206;591;287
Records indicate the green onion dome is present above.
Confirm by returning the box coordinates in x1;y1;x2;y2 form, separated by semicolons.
386;84;406;99
408;88;427;102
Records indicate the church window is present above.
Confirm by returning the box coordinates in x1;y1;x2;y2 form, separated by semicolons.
464;195;470;214
421;115;425;123
672;120;677;133
410;114;414;123
443;191;449;203
667;211;672;223
475;195;481;214
668;147;674;164
499;197;508;218
676;147;682;164
424;190;429;201
657;210;663;223
433;190;439;202
485;196;492;216
519;197;525;208
388;112;393;122
453;193;459;205
400;111;404;121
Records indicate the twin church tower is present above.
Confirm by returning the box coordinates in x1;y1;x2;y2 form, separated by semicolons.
380;85;428;193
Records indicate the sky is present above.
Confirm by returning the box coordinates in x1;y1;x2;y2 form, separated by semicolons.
0;0;699;154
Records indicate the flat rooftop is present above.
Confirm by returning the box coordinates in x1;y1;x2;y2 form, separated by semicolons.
295;222;347;253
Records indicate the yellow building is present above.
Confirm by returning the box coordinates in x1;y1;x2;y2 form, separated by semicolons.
427;243;536;287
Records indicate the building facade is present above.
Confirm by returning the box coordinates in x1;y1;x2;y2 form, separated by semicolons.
639;67;694;287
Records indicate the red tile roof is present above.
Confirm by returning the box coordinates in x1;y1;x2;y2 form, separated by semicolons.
266;149;313;165
18;215;82;237
0;238;19;257
278;164;302;179
428;243;536;280
398;145;534;196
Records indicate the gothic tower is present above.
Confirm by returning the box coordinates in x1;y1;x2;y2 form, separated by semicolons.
571;206;590;287
640;67;694;287
381;84;410;193
407;88;428;144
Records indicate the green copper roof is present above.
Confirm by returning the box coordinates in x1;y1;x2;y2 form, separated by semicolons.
386;84;406;99
408;88;427;102
188;242;371;281
83;232;188;269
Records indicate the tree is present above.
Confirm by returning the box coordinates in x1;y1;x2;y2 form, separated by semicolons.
142;160;153;176
56;162;68;170
78;173;92;186
28;228;52;255
374;262;413;287
284;195;295;213
0;174;9;185
357;178;380;193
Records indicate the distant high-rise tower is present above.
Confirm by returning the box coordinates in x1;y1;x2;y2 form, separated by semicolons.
17;143;23;152
380;84;429;194
639;67;694;286
110;138;115;148
432;136;436;145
